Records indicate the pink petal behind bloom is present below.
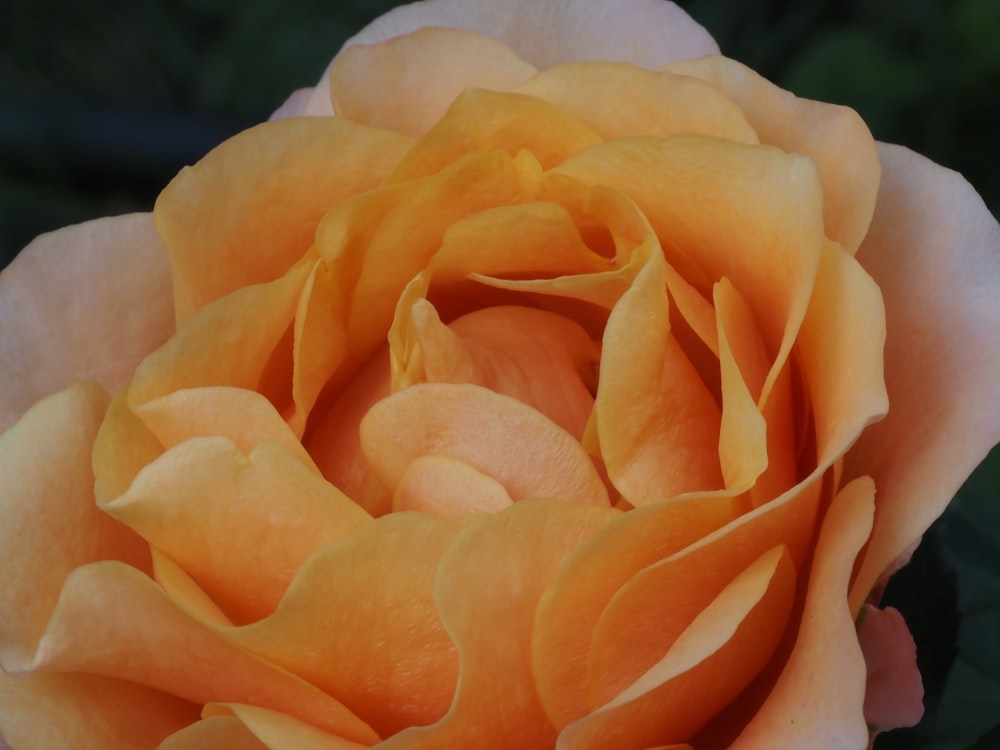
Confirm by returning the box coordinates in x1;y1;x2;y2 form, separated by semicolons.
857;605;924;731
847;144;1000;608
0;213;174;432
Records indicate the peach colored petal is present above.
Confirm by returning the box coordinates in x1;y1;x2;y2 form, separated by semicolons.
858;605;924;731
554;135;826;404
664;55;881;255
128;263;310;418
103;438;371;623
346;149;544;360
378;500;618;748
25;561;378;744
158;716;268;750
532;493;743;728
224;513;470;738
515;63;758;144
154;118;412;323
727;477;875;749
388;87;600;182
394;303;599;438
330;28;537;137
341;0;718;71
0;213;173;432
424;200;610;287
847;144;1000;607
0;671;197;750
209;704;371;750
594;245;723;503
0;384;149;669
305;347;391;511
557;546;796;749
796;240;888;470
361;383;610;507
393;454;514;517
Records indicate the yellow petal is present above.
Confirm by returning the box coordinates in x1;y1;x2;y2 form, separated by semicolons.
361;383;610;507
208;704;370;750
0;214;173;432
331;28;537;137
665;55;881;255
157;716;267;750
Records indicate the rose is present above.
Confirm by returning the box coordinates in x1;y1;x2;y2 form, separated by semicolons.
1;1;998;748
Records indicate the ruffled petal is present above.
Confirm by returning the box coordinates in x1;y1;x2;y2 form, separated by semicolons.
847;144;1000;605
0;214;173;432
0;384;149;669
858;605;924;731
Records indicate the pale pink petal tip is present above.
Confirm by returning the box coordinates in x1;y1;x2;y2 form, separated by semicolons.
269;88;316;120
858;604;924;731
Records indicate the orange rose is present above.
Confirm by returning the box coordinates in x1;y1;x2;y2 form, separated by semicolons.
2;2;999;748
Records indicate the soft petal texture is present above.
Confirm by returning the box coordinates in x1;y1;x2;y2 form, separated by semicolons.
330;28;537;137
223;513;470;738
727;477;875;749
847;144;1000;606
0;214;173;432
342;0;718;70
102;437;371;623
380;500;619;748
556;545;796;749
858;605;924;730
0;671;197;750
663;56;881;256
21;562;378;744
0;384;149;669
361;383;610;507
154;118;412;323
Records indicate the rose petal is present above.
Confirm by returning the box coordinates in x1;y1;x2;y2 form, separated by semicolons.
0;671;196;750
361;383;610;507
392;454;514;517
207;704;371;750
515;63;758;144
394;302;599;439
664;55;881;256
0;213;173;432
379;500;619;748
0;384;150;669
594;244;723;503
847;143;1000;607
103;438;371;623
224;513;470;738
154;118;412;323
340;0;718;70
726;477;875;749
330;28;537;137
557;545;796;749
858;605;924;731
24;561;378;744
268;87;316;120
157;716;267;750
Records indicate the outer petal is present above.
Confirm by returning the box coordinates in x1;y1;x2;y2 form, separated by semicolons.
0;671;196;750
857;605;924;731
0;384;150;669
341;0;718;70
0;213;173;432
847;144;1000;605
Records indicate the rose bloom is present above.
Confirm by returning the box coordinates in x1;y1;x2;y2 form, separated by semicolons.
2;1;999;748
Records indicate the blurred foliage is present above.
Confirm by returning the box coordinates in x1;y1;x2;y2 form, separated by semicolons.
1;0;999;748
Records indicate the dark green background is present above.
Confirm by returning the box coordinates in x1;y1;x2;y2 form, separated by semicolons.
1;1;998;748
